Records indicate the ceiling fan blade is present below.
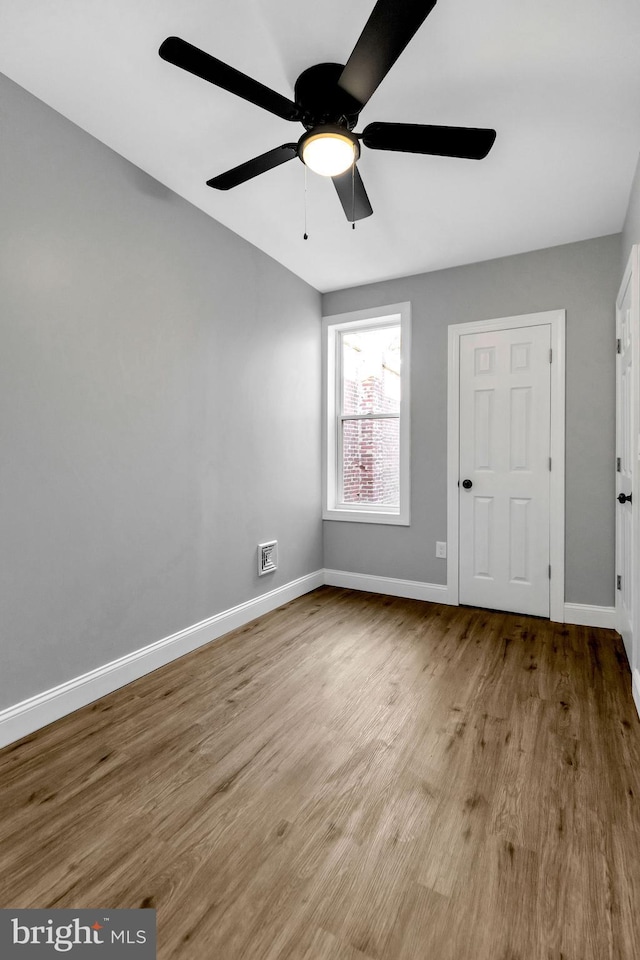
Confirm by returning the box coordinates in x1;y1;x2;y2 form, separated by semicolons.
338;0;438;109
332;166;374;221
207;144;298;190
362;122;496;159
159;37;302;122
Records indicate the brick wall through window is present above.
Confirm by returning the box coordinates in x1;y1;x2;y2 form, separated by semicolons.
341;336;400;505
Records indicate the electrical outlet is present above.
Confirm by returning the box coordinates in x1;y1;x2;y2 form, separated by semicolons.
436;541;447;559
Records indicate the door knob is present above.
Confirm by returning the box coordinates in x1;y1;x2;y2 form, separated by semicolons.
618;492;632;504
462;479;473;489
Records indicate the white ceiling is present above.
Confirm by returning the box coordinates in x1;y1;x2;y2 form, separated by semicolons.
1;0;640;292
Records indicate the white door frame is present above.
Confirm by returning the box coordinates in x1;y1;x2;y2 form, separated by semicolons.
447;310;566;622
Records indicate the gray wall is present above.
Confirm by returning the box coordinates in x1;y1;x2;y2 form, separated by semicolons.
0;74;322;710
622;152;640;272
323;235;621;607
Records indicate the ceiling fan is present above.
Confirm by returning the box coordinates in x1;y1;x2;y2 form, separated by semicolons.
159;0;496;223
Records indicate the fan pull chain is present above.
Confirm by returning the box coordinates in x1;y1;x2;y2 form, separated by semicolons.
303;165;309;240
351;164;356;230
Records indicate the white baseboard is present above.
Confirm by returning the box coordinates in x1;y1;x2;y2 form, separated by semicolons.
324;569;450;604
563;602;616;629
0;570;324;750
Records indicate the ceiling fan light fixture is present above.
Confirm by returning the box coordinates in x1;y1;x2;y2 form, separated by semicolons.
300;127;359;177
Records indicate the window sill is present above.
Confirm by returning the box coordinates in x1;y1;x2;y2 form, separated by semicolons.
323;507;409;526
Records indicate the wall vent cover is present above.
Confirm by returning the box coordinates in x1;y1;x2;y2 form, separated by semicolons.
258;540;278;576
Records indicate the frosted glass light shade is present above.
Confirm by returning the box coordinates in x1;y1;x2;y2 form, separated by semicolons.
302;132;357;177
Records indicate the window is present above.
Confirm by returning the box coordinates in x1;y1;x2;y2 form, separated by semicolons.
323;303;410;524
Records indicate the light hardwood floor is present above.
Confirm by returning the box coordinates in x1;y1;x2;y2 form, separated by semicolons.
1;587;639;959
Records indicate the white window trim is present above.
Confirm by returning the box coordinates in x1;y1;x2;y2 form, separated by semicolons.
322;302;411;525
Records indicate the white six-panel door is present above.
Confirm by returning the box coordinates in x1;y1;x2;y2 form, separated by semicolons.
458;324;552;617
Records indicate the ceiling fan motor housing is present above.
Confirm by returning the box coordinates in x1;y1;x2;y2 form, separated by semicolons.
294;63;361;130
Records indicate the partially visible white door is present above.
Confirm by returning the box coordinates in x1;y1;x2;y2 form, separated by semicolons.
616;273;634;656
616;244;640;714
459;324;551;617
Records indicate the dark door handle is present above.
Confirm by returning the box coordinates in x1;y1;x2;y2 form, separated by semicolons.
462;479;473;489
618;492;632;504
